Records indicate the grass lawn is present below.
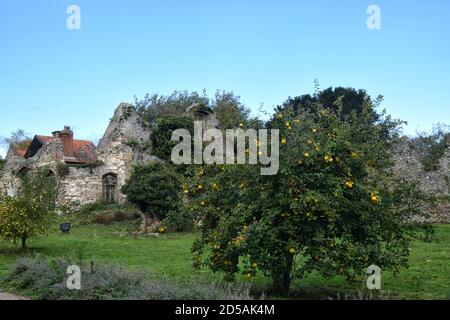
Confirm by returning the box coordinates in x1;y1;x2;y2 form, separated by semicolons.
0;222;449;300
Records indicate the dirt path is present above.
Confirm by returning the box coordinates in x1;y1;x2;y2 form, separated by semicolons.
0;292;29;300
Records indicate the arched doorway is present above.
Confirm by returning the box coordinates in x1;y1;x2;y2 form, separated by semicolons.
102;173;117;203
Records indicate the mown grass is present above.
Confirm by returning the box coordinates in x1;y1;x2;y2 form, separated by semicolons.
0;222;449;300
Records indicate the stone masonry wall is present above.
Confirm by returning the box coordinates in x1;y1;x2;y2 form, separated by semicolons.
393;137;450;223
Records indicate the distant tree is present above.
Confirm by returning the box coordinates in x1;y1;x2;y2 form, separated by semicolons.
122;162;180;230
1;129;32;153
0;169;57;249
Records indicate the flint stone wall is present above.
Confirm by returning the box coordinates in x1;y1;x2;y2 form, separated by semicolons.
393;137;450;223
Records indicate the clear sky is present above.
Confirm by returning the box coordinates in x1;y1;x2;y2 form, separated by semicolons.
1;0;450;157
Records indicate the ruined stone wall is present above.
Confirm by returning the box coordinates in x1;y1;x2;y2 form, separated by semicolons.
0;141;64;197
393;137;450;223
97;103;158;204
56;167;103;208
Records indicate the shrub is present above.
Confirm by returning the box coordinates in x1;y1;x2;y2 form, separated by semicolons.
162;209;194;232
0;257;253;300
151;115;194;161
90;210;141;225
122;162;180;229
72;202;141;225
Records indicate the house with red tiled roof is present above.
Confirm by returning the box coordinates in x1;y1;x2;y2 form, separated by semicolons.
0;103;156;208
24;127;98;164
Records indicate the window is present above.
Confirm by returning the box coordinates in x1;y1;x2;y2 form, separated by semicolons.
102;173;117;203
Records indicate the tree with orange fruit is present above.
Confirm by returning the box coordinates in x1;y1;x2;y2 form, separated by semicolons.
187;90;432;295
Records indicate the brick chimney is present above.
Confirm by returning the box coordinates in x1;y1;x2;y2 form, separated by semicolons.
60;126;74;158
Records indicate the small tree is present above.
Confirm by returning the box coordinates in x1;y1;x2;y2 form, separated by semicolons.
122;162;180;231
0;169;57;249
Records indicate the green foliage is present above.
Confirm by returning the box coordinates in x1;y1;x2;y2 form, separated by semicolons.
186;96;432;295
211;90;251;129
135;90;210;125
56;162;69;177
162;207;195;232
413;124;450;171
122;162;180;223
0;257;252;300
135;90;253;129
151;115;194;161
134;90;255;168
0;158;5;171
0;169;57;249
275;86;381;124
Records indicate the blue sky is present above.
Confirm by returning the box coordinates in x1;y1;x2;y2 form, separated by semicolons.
1;0;450;156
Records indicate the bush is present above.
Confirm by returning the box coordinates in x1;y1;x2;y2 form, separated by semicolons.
72;202;141;225
151;115;194;161
90;210;141;225
0;257;253;300
122;162;180;229
162;209;195;232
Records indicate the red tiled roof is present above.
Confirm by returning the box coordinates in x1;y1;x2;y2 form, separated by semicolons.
73;140;98;163
24;135;98;163
15;149;27;158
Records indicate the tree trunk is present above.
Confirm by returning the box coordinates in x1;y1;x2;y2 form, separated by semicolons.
21;236;27;250
271;255;294;296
